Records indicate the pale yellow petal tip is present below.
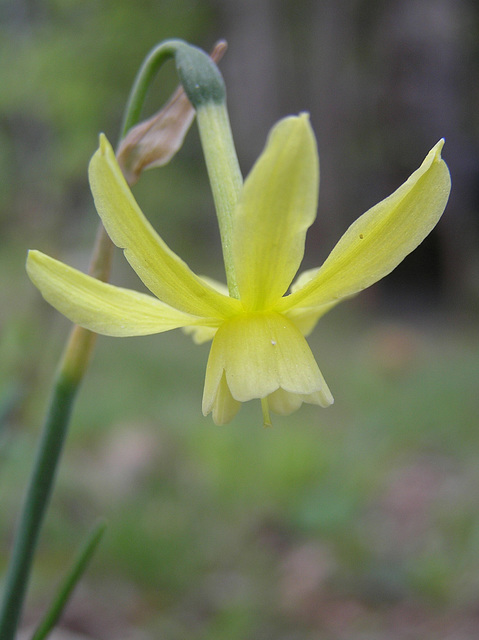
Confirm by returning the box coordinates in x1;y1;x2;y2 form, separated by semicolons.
430;138;445;160
26;249;63;289
26;250;56;298
427;139;450;177
90;133;119;180
26;249;43;276
98;132;110;154
294;112;312;131
91;133;115;164
413;139;447;177
321;389;335;408
276;112;312;134
308;383;334;408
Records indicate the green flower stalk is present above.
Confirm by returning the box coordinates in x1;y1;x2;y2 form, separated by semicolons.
0;226;113;640
26;45;451;427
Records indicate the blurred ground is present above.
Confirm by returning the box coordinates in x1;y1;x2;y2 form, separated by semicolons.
2;264;479;639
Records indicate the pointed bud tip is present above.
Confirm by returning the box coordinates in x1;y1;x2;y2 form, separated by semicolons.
211;40;228;61
420;138;448;175
434;137;445;157
426;138;446;165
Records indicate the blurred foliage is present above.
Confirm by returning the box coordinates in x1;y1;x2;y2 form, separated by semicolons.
0;0;218;247
2;305;479;639
1;0;479;300
2;1;479;638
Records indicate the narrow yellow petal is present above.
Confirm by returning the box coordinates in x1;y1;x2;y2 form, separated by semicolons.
26;250;211;337
233;114;319;311
202;311;330;408
278;140;451;311
88;134;240;318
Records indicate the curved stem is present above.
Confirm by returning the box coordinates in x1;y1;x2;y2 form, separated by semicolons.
120;40;243;298
0;43;171;640
120;40;184;138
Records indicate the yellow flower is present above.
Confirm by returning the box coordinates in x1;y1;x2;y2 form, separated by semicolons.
27;115;450;425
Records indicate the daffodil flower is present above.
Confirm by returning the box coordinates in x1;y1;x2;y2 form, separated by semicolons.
27;113;450;425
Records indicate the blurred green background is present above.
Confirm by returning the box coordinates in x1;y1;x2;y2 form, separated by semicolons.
1;1;479;639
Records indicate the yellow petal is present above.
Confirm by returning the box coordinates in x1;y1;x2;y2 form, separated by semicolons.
26;250;211;337
202;311;331;415
197;274;229;296
285;267;339;335
233;114;319;311
89;135;240;318
286;302;338;337
183;325;217;345
182;276;228;344
207;373;242;425
268;387;333;415
278;140;451;312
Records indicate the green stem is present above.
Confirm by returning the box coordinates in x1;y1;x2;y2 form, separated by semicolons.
120;39;184;138
0;233;110;640
0;375;79;640
120;39;243;296
0;42;172;640
196;103;242;297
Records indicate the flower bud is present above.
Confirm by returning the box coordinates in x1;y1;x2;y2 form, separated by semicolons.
116;42;227;185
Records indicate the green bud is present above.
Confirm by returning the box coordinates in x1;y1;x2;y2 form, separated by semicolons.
174;42;226;108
